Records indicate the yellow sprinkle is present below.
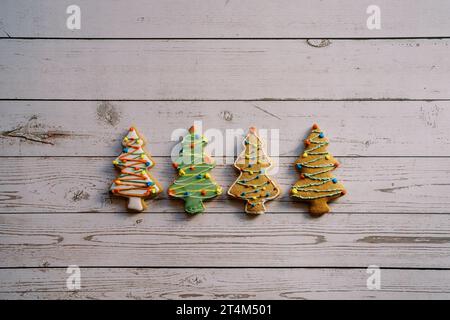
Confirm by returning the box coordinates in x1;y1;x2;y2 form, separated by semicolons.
140;154;145;159
136;138;141;144
252;196;257;200
325;154;331;160
124;137;129;142
216;187;223;195
205;173;211;179
252;185;257;189
249;171;253;175
262;187;266;191
112;160;118;165
291;188;298;195
302;152;308;158
151;189;156;194
257;160;261;164
245;155;250;159
179;169;185;176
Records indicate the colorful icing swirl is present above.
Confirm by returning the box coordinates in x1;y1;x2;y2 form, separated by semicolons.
291;124;345;201
168;126;222;214
110;127;161;198
228;127;280;213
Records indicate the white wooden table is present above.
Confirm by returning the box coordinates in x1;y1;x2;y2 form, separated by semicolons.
1;0;450;299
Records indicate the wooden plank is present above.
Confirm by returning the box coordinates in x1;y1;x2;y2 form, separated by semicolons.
1;39;449;100
0;213;449;268
1;267;449;299
1;157;449;213
1;101;449;157
1;0;450;38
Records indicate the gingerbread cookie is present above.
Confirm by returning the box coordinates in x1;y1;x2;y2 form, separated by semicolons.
291;124;346;215
110;127;162;212
228;127;280;214
168;126;222;214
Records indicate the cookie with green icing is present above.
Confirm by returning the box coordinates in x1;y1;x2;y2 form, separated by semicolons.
291;124;346;215
228;127;281;214
168;126;222;214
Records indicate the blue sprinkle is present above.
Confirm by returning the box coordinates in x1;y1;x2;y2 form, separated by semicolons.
196;174;202;179
184;192;190;196
251;203;256;207
241;192;246;196
194;134;200;139
145;161;151;166
244;140;249;145
256;175;260;179
296;163;302;170
332;178;338;183
123;148;128;153
146;181;154;187
260;170;263;173
319;132;325;138
266;192;270;197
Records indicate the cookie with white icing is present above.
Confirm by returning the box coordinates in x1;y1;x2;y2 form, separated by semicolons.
228;127;281;214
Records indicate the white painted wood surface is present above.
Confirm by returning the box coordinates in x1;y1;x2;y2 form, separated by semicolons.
1;268;449;300
1;101;449;157
1;157;449;213
1;39;450;100
1;1;449;300
1;213;449;268
1;0;450;38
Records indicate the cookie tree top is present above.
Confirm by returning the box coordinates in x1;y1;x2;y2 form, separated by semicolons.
291;124;346;215
228;127;280;214
168;126;222;214
110;127;162;212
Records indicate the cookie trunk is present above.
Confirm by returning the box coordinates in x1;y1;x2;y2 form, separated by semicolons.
309;199;330;216
185;197;205;214
245;201;265;214
128;196;144;212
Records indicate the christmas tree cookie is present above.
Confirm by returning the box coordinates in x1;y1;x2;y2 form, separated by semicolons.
228;127;280;214
110;127;162;212
291;124;346;215
168;126;222;214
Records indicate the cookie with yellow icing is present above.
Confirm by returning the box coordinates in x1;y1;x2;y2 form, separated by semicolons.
291;124;346;215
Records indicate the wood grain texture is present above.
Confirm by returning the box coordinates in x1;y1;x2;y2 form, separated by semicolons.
1;213;449;268
1;100;449;157
1;0;450;38
1;157;449;213
1;268;449;300
1;39;449;100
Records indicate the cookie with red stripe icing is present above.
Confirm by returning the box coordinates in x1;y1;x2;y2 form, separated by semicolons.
110;127;162;212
